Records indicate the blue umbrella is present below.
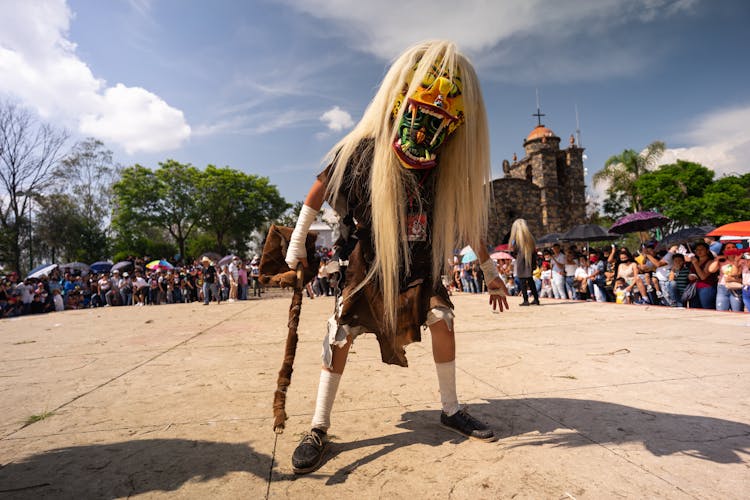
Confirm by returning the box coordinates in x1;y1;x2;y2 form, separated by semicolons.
27;263;58;279
90;261;113;273
461;250;478;263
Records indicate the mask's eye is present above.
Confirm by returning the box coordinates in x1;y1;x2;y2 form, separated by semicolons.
448;76;462;97
421;69;437;88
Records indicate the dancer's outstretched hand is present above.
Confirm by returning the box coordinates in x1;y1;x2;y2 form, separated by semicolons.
487;277;509;312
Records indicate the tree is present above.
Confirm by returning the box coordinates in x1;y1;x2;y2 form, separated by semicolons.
112;160;202;262
57;138;119;223
701;173;750;225
635;161;750;230
0;101;68;274
594;140;665;215
635;160;714;230
200;165;289;255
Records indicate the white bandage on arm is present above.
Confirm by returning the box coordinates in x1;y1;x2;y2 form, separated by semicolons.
480;258;500;282
480;258;505;296
285;204;318;268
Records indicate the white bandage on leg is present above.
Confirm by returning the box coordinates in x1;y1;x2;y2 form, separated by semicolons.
310;370;341;431
285;204;318;269
435;360;460;416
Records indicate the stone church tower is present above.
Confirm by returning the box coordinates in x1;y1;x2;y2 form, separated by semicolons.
488;120;587;245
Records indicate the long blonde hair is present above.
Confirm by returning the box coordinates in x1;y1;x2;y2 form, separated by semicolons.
324;40;491;334
509;219;536;264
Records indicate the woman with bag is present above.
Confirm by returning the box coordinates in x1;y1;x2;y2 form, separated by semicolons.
709;242;743;311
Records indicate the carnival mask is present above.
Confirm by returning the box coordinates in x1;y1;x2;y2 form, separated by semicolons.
392;65;465;169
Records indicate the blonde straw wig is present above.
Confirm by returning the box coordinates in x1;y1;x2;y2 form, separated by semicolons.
324;40;491;334
509;218;536;264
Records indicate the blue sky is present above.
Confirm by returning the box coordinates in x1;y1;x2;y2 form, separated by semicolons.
1;0;749;206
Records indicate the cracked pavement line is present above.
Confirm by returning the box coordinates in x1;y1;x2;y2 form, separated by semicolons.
0;302;262;442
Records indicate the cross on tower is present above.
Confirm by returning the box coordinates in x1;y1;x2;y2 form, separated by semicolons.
532;107;545;126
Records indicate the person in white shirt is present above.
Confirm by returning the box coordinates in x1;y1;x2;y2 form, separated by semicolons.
550;244;568;299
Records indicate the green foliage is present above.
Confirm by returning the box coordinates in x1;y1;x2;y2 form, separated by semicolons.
200;165;290;254
635;161;749;230
34;193;110;263
112;161;202;262
185;232;218;262
593;141;665;215
112;161;289;259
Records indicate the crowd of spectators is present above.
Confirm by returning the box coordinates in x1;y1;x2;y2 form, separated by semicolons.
450;237;750;313
0;254;265;318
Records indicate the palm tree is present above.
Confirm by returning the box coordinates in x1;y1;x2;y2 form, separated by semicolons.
593;141;665;213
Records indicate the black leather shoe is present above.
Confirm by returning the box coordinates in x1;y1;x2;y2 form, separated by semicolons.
519;301;530;306
292;428;329;474
440;409;496;442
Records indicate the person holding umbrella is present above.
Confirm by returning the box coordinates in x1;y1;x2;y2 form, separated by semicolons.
509;218;539;306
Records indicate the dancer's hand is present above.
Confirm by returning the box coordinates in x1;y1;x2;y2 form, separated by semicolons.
487;277;509;312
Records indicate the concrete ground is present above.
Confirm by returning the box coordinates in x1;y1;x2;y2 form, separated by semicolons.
0;293;748;499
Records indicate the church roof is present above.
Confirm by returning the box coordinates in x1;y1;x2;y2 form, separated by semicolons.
526;124;557;142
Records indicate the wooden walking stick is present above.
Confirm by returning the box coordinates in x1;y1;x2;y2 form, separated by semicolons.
272;263;304;434
258;224;319;434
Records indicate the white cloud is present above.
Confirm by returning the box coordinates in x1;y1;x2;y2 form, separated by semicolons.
320;106;353;131
662;105;750;177
284;0;698;82
0;0;190;153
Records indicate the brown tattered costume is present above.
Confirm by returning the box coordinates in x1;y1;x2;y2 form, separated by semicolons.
317;139;453;367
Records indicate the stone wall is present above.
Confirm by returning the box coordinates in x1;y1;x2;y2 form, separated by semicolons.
488;178;543;246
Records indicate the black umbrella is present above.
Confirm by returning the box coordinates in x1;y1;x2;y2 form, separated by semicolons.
111;260;134;274
537;233;562;245
659;225;715;248
609;211;670;234
561;224;619;242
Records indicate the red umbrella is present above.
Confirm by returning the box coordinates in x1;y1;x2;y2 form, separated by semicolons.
493;243;510;251
706;221;750;237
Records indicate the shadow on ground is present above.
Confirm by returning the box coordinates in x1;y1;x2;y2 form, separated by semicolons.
283;397;750;485
2;399;747;494
0;439;269;499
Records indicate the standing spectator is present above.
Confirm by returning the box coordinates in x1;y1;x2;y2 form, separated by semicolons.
219;266;231;301
709;242;743;312
202;257;220;305
133;271;148;306
148;272;161;305
119;272;133;306
688;242;717;309
550;244;567;299
250;257;262;297
564;247;578;299
238;261;248;300
17;278;33;314
587;249;607;302
509;218;539;306
52;288;65;311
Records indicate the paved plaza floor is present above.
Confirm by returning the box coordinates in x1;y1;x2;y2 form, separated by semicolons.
0;293;748;499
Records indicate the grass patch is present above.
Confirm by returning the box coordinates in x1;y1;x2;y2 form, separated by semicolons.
23;411;55;427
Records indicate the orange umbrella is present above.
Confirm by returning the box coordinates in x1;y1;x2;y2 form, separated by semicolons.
706;221;750;237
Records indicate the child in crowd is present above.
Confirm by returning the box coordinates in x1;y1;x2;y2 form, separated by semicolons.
669;253;691;307
539;261;553;298
52;288;64;311
614;277;629;304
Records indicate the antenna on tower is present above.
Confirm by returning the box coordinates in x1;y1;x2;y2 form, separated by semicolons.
575;104;583;147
